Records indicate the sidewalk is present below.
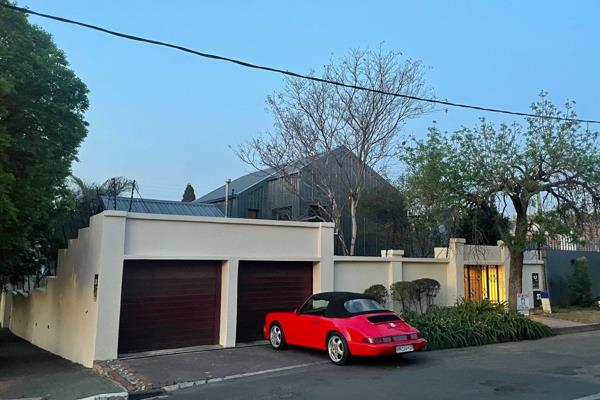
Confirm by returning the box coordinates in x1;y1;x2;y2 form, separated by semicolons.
533;315;600;335
0;328;124;400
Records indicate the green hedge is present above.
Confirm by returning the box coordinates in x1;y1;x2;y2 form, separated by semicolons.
403;299;554;350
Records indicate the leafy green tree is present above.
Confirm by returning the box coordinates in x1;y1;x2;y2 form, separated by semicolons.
399;173;511;254
455;203;511;246
569;257;594;307
401;93;600;310
182;183;196;202
358;185;410;252
0;3;89;282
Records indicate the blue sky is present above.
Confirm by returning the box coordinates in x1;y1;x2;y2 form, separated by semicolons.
24;1;600;200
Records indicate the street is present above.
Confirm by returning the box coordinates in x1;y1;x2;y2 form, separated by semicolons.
169;331;600;400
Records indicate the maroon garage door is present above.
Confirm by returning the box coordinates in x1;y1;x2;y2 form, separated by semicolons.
118;260;221;354
236;261;313;342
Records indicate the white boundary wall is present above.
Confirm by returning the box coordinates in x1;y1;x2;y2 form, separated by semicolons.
333;239;546;308
3;212;545;368
5;211;334;367
334;240;464;307
8;216;110;367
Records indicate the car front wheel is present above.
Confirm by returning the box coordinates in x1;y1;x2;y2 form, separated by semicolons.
327;333;351;365
269;323;286;350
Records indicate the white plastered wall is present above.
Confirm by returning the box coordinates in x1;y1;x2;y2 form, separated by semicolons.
522;261;546;303
333;253;452;307
8;213;116;367
7;211;335;366
332;240;539;308
7;207;545;369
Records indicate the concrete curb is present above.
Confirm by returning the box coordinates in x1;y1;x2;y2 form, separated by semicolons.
159;361;327;395
6;397;46;400
76;392;129;400
127;388;167;399
552;323;600;336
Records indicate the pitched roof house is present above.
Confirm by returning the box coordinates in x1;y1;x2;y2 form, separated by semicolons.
197;146;395;255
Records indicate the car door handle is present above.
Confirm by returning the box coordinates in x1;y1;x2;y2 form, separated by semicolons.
313;320;319;324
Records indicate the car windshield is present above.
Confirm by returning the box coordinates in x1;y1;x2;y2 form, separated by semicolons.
343;298;385;314
300;298;329;315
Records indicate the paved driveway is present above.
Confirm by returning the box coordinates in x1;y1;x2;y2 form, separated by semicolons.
108;343;327;390
0;328;123;400
168;331;600;400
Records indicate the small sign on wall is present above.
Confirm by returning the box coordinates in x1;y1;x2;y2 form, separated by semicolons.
532;273;540;289
517;293;530;316
533;290;542;307
541;292;552;314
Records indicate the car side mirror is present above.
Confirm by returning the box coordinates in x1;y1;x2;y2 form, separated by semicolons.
294;308;299;314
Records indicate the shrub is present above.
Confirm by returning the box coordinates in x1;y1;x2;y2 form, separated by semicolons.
403;299;553;350
413;278;441;313
391;279;441;313
390;281;418;311
569;257;594;307
364;284;388;305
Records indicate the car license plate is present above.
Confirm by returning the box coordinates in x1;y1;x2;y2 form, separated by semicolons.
395;344;414;353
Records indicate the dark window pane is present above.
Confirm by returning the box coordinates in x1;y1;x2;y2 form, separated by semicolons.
272;206;292;221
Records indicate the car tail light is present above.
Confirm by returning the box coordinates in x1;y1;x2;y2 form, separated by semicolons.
364;337;384;344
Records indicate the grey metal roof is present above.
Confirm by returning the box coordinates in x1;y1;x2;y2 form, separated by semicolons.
100;195;224;217
196;146;353;203
196;168;275;203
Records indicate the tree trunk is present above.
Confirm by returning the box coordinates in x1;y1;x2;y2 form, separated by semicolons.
508;210;528;312
331;196;349;255
335;216;349;256
508;247;524;312
349;196;358;256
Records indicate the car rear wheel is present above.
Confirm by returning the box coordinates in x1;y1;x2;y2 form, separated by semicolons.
269;323;286;350
327;333;351;365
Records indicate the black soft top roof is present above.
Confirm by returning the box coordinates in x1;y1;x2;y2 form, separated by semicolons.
312;292;374;302
311;292;388;318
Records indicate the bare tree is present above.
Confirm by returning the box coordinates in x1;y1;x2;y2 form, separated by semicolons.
238;48;431;254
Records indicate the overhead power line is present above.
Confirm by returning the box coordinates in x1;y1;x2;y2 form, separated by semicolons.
3;3;600;125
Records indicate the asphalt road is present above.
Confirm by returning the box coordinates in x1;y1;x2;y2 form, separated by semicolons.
167;331;600;400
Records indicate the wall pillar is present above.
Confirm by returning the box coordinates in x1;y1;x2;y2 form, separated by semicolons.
384;250;404;310
94;212;127;361
446;238;466;306
219;258;239;347
314;223;335;293
383;249;404;287
498;240;510;302
0;287;12;328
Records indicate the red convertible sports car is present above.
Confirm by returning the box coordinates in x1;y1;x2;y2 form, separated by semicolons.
264;292;427;365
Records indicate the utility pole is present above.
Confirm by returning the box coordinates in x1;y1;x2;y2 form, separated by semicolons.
111;178;117;210
224;179;231;217
128;180;136;212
